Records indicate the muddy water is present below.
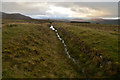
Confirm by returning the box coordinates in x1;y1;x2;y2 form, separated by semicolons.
50;25;79;66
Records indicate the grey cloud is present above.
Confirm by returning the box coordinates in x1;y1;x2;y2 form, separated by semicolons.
2;2;50;15
2;2;118;19
54;2;118;17
2;0;120;2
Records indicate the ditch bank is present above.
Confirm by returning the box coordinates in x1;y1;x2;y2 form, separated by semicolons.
49;23;119;78
49;24;89;78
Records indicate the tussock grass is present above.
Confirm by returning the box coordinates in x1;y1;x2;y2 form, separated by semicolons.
53;22;119;78
2;20;80;78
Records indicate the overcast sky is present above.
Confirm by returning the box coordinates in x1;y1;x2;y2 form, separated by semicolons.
2;2;118;19
2;0;120;2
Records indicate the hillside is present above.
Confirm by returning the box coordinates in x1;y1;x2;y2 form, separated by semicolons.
53;22;119;78
71;18;118;25
1;12;32;20
90;19;118;25
2;19;80;78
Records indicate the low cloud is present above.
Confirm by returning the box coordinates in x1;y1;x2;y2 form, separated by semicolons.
2;2;118;19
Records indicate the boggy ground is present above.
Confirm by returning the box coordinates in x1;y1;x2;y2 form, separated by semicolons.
53;22;120;78
2;19;120;78
2;19;82;78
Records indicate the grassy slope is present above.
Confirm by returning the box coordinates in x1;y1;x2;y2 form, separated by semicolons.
2;20;80;78
54;22;119;78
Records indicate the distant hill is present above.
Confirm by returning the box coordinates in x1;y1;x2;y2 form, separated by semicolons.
1;12;32;20
90;19;118;25
87;18;118;25
71;18;118;25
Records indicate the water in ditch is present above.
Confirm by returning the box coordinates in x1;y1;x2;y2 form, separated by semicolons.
50;25;79;66
49;24;91;79
49;24;105;79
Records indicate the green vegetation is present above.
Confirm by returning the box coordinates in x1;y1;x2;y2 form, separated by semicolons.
2;20;80;78
53;22;120;78
2;19;119;78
